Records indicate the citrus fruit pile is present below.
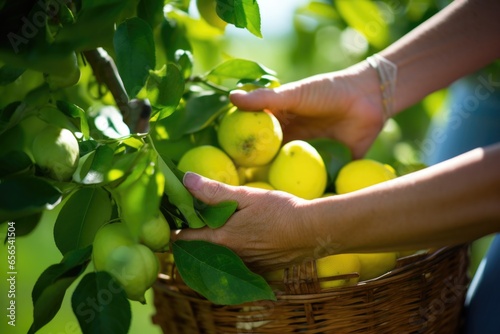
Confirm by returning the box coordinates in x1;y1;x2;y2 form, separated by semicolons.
174;107;422;288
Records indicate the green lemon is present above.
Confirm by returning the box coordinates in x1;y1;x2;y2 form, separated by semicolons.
217;108;283;167
32;125;79;181
335;159;397;194
105;244;159;303
92;223;135;271
140;213;171;252
177;145;239;185
268;140;327;199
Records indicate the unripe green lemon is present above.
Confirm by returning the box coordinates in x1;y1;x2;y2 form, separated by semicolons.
217;108;283;167
357;252;397;281
104;244;159;303
32;125;79;181
177;145;239;185
140;213;171;252
268;140;327;199
44;52;81;90
92;223;135;271
335;159;397;194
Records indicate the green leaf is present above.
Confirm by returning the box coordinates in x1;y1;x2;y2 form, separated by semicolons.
0;65;25;85
75;145;115;185
147;63;185;118
156;92;229;140
160;17;193;62
216;0;262;38
113;149;164;237
0;150;33;178
0;101;25;135
173;240;276;305
0;176;61;222
183;92;231;133
114;17;156;99
54;0;130;51
56;100;90;140
72;271;131;334
137;0;165;29
28;246;92;334
157;156;206;229
307;138;352;189
207;58;276;81
90;105;130;139
334;0;389;49
54;187;112;255
195;200;238;229
2;212;41;240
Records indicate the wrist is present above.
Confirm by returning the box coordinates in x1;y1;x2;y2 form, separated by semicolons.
366;54;398;121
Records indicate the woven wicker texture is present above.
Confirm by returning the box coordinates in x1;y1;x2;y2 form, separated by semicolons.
152;245;469;334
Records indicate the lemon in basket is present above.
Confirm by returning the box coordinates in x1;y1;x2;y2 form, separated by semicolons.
316;253;361;288
335;159;397;194
269;140;327;199
177;145;239;185
357;252;397;281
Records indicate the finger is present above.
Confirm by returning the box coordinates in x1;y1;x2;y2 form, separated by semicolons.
171;226;215;242
229;85;299;113
182;172;250;207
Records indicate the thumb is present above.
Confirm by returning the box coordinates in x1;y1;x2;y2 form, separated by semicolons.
182;171;245;206
229;85;299;112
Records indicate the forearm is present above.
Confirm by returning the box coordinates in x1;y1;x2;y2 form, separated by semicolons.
308;142;500;254
379;0;500;115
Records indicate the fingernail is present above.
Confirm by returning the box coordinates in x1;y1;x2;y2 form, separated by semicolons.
229;89;248;96
183;172;203;191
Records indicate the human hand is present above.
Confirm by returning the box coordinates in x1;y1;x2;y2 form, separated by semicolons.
230;62;385;158
171;172;317;273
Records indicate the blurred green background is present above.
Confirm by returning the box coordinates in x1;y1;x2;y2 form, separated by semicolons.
0;0;495;333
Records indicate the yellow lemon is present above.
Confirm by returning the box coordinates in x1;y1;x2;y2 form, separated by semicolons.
268;140;327;199
357;252;397;281
244;181;275;190
242;164;271;183
335;159;397;194
316;254;361;288
177;145;239;185
217;108;283;167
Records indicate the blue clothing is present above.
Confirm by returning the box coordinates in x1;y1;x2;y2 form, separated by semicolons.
422;68;500;334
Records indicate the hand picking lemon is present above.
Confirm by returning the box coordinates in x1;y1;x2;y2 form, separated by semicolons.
357;252;397;281
217;108;283;167
177;145;239;185
316;253;361;288
335;159;397;194
268;140;327;199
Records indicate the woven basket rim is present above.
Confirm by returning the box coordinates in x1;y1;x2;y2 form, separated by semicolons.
154;245;467;302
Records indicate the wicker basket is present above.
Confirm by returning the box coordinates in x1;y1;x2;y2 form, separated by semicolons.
152;245;470;333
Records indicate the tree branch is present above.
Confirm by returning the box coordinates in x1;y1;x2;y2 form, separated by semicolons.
83;49;150;133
